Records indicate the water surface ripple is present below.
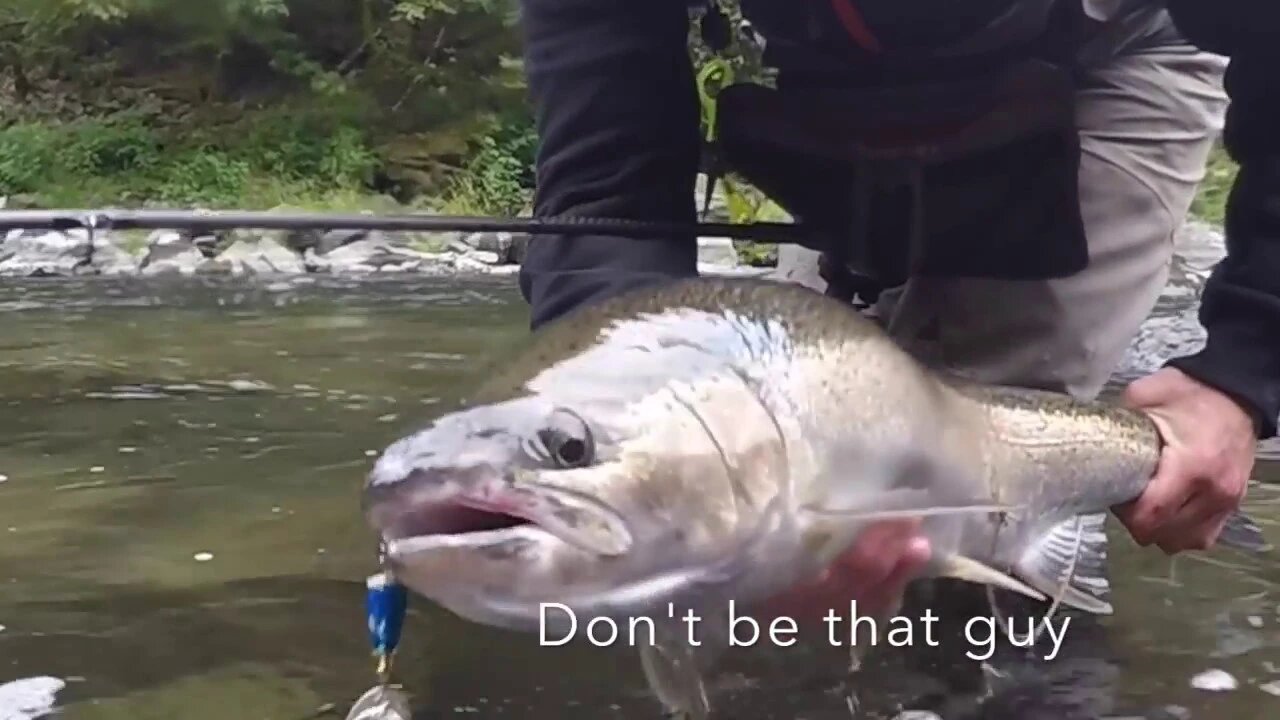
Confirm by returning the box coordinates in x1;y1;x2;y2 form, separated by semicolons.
1;254;1277;719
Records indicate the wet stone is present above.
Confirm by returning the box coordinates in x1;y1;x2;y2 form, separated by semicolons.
0;230;91;276
697;236;739;268
90;236;140;275
313;229;378;255
140;231;205;276
0;677;67;720
1189;668;1237;691
212;237;306;275
306;238;446;274
461;231;516;262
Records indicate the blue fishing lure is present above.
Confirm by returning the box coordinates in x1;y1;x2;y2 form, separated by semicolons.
365;570;408;679
344;568;412;720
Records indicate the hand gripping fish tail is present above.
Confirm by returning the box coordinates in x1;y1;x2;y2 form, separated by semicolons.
344;569;412;720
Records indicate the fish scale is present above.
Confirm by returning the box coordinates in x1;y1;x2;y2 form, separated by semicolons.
361;276;1270;719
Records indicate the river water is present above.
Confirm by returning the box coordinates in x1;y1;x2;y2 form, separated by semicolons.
1;240;1279;719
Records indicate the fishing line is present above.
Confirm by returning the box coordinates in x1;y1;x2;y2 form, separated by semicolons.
982;514;1082;653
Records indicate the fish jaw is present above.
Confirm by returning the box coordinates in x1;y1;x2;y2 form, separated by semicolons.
364;452;647;633
365;459;634;559
364;389;639;550
360;397;650;630
367;473;774;636
364;450;783;633
380;522;600;634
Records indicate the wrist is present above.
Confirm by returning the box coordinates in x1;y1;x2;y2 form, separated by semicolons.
1164;355;1275;440
1166;364;1265;438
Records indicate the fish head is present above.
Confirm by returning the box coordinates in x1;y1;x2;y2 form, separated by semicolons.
361;387;681;630
362;301;797;631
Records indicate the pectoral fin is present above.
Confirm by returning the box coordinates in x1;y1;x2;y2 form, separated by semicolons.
633;496;796;719
637;609;730;720
934;554;1047;602
638;638;711;720
1014;513;1113;615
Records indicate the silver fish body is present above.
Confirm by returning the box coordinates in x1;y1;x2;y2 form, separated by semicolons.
362;276;1266;717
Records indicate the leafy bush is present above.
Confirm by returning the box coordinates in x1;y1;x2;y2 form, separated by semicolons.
0;106;386;207
0;117;161;197
1189;144;1238;227
437;115;538;215
0;0;1233;229
0;124;57;194
0;0;530;209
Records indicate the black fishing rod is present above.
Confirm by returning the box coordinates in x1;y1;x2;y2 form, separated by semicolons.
0;208;816;244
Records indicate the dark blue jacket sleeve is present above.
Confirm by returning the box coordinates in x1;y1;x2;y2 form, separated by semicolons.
516;0;701;330
1166;0;1280;438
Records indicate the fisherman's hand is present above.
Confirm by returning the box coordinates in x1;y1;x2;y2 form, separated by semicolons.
1115;367;1256;554
755;520;931;630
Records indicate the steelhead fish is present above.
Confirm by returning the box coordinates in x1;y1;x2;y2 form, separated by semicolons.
361;276;1269;718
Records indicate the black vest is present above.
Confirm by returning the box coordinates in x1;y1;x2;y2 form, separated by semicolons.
708;0;1111;293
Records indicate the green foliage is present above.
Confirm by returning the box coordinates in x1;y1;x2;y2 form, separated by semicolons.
1189;144;1237;227
0;114;159;196
0;0;529;208
0;104;385;207
436;115;537;215
719;177;788;267
0;0;1236;233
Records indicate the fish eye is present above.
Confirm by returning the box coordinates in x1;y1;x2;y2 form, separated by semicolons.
538;408;594;469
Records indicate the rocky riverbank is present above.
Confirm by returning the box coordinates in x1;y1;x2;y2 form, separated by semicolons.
0;174;768;279
0;224;760;279
0;184;1225;286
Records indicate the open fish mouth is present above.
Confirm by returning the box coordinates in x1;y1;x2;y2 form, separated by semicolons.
378;495;549;554
390;497;534;537
367;470;634;558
